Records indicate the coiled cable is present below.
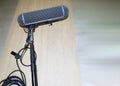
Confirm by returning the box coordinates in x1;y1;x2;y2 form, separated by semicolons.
0;43;30;86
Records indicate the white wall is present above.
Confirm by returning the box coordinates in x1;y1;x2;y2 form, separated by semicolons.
0;0;17;55
72;0;120;86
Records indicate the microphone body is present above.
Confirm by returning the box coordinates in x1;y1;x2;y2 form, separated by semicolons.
17;5;69;27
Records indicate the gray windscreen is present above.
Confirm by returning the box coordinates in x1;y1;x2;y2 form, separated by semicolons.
17;5;69;27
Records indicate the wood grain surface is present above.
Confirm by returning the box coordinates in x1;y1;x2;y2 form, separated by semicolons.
0;0;80;86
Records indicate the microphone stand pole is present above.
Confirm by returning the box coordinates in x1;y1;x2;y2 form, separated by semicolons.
26;25;38;86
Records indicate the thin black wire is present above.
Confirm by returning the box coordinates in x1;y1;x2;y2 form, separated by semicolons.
0;43;29;86
0;29;38;86
0;60;26;86
23;28;28;33
18;43;37;67
18;46;31;67
16;59;26;84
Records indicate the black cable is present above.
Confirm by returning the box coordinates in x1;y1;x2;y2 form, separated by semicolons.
23;28;28;33
0;43;29;86
0;37;37;86
18;46;31;67
18;43;37;67
0;60;26;86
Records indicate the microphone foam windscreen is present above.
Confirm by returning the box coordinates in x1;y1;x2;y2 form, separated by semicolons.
18;5;69;27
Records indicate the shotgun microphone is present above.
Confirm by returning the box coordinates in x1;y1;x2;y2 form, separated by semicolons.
17;5;69;27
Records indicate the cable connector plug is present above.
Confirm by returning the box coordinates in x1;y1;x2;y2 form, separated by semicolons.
11;51;21;59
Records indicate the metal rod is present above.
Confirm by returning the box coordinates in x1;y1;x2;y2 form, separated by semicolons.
30;42;38;86
27;26;38;86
